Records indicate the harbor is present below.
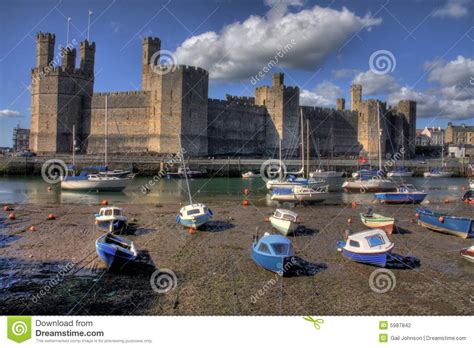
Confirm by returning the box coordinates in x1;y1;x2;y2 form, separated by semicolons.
0;175;473;315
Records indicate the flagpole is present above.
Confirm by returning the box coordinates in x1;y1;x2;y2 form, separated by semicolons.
67;17;72;45
87;10;93;41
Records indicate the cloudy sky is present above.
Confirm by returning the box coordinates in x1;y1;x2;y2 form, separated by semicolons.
0;0;473;147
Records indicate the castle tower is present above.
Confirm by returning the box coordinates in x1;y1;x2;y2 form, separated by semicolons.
397;100;417;157
80;40;95;77
141;37;161;90
336;98;345;111
255;73;300;155
61;47;76;70
36;32;55;68
351;84;362;111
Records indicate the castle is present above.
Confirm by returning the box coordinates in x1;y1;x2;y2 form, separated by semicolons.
30;32;417;159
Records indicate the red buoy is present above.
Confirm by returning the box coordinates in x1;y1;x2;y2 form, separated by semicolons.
242;199;250;206
415;213;420;219
8;213;16;220
351;201;358;208
29;226;37;232
243;188;250;195
47;187;53;192
439;216;445;223
264;217;269;222
444;198;450;204
347;218;352;224
47;214;56;220
3;205;12;211
188;228;196;235
101;199;109;206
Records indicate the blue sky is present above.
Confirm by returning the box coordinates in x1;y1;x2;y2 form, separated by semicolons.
0;0;473;147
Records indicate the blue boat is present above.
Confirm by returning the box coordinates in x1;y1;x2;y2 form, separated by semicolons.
176;203;213;229
251;233;295;275
337;229;394;267
416;207;474;239
375;184;427;204
95;233;137;269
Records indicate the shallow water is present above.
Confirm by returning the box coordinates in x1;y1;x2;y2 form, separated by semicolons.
0;176;470;206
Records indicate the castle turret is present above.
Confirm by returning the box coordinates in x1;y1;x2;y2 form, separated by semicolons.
141;37;161;90
80;40;95;76
61;47;76;70
351;84;362;111
336;98;345;111
36;32;55;68
272;72;284;87
397;100;417;157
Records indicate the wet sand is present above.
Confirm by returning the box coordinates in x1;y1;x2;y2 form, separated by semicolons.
0;200;473;315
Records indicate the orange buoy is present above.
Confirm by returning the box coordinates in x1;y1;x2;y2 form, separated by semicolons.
351;201;358;208
264;217;269;222
444;198;450;204
29;226;37;232
439;216;445;223
47;186;53;192
347;218;352;224
101;199;109;205
3;205;12;211
242;199;250;206
415;213;420;219
243;188;250;195
8;213;16;220
47;214;56;220
188;228;196;235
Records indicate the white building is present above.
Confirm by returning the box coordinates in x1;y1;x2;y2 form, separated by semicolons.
421;127;444;146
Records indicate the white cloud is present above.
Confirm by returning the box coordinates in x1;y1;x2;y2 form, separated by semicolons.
173;4;381;80
425;55;474;88
0;109;21;118
433;0;470;18
332;68;360;79
300;81;342;107
352;70;399;95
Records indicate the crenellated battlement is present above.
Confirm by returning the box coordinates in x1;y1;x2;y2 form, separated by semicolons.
208;98;266;112
36;32;55;41
94;90;150;97
143;37;161;44
80;40;96;49
225;94;255;104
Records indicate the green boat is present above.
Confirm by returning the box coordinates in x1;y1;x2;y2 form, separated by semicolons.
360;210;395;234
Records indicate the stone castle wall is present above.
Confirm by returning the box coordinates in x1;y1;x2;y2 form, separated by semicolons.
29;32;417;159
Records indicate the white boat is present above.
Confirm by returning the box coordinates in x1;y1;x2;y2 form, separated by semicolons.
342;178;396;192
61;174;135;191
387;168;414;177
269;209;299;236
470;179;474;190
423;133;452;178
242;171;261;179
460;246;474;263
95;207;128;233
423;169;453;178
271;185;328;203
310;169;344;178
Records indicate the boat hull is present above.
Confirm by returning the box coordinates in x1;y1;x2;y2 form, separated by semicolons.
176;213;210;229
270;192;327;203
269;216;298;236
95;236;136;269
340;247;389;267
360;214;395;234
311;171;344;178
342;179;396;192
460;248;474;262
375;192;427;204
416;208;473;239
96;219;128;233
387;171;413;177
251;249;291;274
61;177;133;191
423;172;453;178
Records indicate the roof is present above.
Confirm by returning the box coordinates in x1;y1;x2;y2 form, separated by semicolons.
449;124;474;132
260;234;291;245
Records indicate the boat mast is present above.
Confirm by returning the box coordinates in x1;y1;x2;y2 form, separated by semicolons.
306;119;310;177
104;95;108;167
300;109;304;176
441;131;445;167
72;124;76;167
279;138;282;180
178;136;193;205
377;102;382;171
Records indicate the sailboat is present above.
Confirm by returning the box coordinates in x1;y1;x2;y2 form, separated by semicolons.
266;112;325;190
61;96;135;191
342;103;396;192
387;133;413;177
424;132;452;178
175;138;213;230
309;119;344;178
